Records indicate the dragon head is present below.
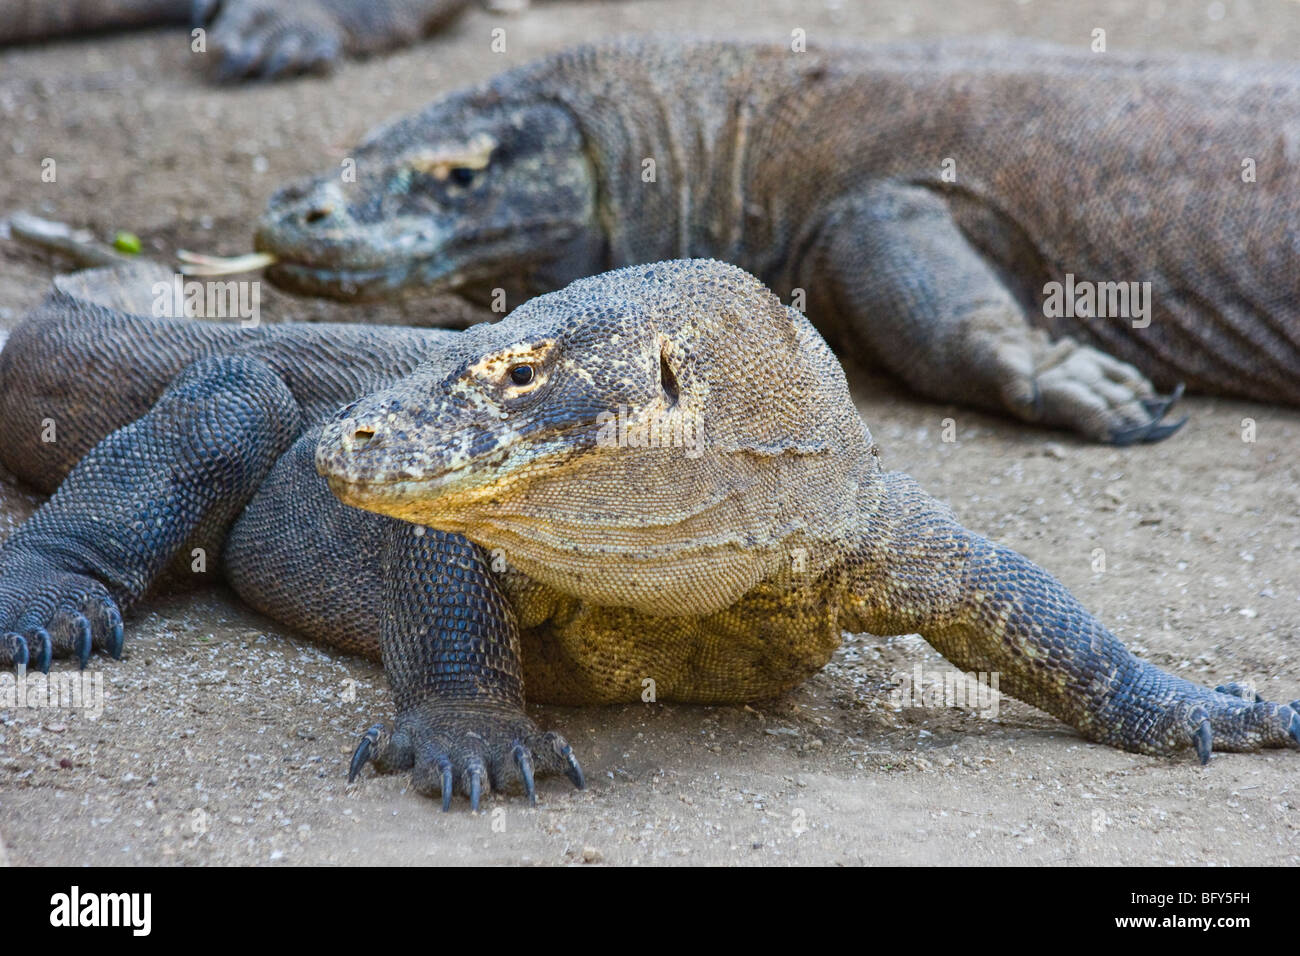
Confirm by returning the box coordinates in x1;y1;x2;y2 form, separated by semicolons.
316;260;872;614
256;85;601;303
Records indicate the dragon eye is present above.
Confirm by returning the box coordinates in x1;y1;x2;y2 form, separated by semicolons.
449;166;478;187
509;364;535;386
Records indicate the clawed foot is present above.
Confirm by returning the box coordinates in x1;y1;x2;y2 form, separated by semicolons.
1127;679;1299;764
999;336;1186;444
195;0;344;82
0;555;124;674
347;702;585;811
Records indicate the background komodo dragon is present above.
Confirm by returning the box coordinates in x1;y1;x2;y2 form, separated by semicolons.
0;0;496;81
0;259;1295;809
255;37;1300;444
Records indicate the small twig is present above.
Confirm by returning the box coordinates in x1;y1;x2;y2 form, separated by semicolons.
6;212;136;268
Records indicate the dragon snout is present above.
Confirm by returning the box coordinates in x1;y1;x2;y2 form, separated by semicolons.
257;178;351;246
350;424;376;449
315;414;387;483
341;419;380;452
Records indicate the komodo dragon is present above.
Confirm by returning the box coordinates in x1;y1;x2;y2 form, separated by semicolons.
0;0;483;80
255;37;1300;443
0;260;1295;810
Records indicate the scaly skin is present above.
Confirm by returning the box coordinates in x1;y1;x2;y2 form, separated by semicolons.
0;260;1295;811
0;0;475;80
258;37;1300;443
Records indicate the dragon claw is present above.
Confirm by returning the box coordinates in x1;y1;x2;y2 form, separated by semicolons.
440;761;454;812
72;615;93;669
1138;689;1300;759
1014;340;1187;444
4;633;29;675
1192;708;1213;765
468;766;485;812
1138;383;1185;420
514;743;537;807
32;629;53;674
0;561;124;670
350;702;582;810
347;723;383;783
1142;416;1188;443
1109;414;1187;446
105;607;125;660
560;742;586;790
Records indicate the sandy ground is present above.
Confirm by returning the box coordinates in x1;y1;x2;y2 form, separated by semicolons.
1;0;1298;866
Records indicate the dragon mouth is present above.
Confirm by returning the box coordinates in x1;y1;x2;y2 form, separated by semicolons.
176;244;432;299
265;258;426;299
321;456;523;529
317;420;593;525
258;218;573;300
325;472;442;507
315;418;515;513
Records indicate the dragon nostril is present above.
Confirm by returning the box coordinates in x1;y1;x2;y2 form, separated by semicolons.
304;206;333;225
272;182;308;205
352;427;376;449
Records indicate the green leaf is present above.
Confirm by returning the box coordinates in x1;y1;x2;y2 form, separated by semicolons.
112;231;142;255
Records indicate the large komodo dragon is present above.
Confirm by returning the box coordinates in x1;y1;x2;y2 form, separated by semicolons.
0;260;1296;810
256;37;1300;443
0;0;489;80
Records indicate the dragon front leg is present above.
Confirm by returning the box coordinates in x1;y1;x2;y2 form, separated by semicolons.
794;181;1185;444
0;355;301;672
840;472;1300;761
346;521;584;810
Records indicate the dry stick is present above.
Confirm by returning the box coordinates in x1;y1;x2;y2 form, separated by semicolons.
7;212;138;268
6;212;277;276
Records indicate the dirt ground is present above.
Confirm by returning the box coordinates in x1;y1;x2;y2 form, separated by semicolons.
1;0;1298;867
